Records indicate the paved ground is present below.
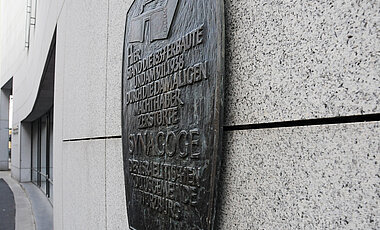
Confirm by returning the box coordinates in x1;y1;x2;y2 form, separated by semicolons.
0;172;35;230
0;178;15;230
0;171;53;230
21;183;53;230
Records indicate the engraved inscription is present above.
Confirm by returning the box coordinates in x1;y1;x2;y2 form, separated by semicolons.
130;160;201;220
128;129;201;159
123;1;223;229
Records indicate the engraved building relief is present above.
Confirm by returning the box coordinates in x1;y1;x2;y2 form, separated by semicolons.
122;1;224;229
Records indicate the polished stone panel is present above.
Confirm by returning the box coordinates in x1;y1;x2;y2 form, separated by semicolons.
106;0;134;137
61;0;108;140
218;122;380;229
224;0;380;125
62;140;106;230
106;138;129;230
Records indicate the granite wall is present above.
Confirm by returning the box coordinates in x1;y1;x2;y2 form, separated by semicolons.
217;0;379;229
54;0;132;229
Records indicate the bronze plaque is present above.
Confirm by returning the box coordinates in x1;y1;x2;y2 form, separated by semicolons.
122;0;224;229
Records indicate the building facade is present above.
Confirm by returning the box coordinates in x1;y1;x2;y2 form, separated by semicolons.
0;0;379;229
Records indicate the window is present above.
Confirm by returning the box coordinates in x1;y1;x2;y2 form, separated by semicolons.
31;108;53;201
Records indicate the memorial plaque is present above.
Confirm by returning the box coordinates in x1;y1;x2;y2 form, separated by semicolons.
122;0;224;229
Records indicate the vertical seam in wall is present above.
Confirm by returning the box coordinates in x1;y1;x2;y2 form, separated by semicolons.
57;0;66;20
60;10;66;230
104;0;110;229
19;124;22;182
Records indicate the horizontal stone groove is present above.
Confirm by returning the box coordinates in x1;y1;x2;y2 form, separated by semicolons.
63;135;122;142
223;113;380;132
62;114;380;141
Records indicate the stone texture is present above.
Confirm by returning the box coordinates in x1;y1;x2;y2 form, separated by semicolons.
19;123;31;182
105;0;133;136
0;89;10;171
62;139;106;230
10;131;20;182
224;0;380;125
53;7;67;228
61;0;108;140
0;162;8;170
105;138;128;229
217;122;380;229
19;168;30;182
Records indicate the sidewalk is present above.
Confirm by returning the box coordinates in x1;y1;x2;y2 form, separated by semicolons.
0;171;35;230
0;177;15;230
21;183;53;230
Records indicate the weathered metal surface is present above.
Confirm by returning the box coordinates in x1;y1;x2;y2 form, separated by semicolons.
122;0;224;229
